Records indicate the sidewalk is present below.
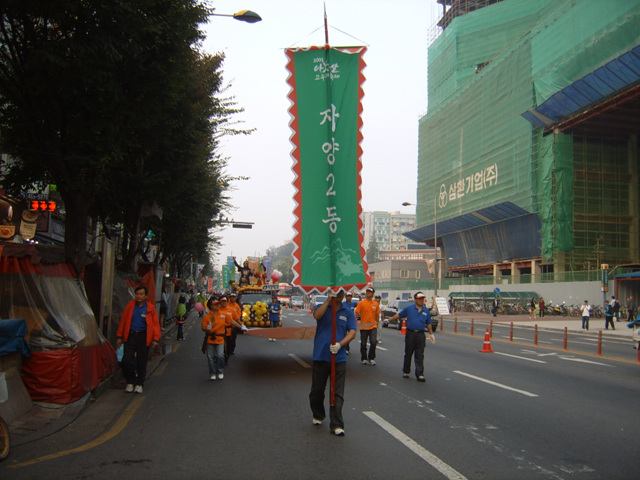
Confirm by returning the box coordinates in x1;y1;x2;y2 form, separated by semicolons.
441;311;634;338
8;311;189;448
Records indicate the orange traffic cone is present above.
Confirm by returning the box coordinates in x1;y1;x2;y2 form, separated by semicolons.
400;319;406;335
294;306;298;311
480;328;494;353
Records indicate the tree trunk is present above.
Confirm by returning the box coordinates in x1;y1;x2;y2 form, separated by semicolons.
63;193;91;276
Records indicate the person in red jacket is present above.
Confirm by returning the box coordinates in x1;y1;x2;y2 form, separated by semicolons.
116;286;161;394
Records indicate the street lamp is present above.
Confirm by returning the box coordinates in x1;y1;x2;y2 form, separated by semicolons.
210;9;262;23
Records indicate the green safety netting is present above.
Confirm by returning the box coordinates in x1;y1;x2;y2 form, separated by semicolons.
416;0;640;268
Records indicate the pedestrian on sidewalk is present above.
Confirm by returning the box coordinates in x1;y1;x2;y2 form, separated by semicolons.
491;296;500;317
202;298;226;381
626;296;636;324
611;296;620;322
529;297;537;319
580;300;591;331
387;292;435;382
355;286;380;365
539;297;546;318
604;300;615;330
116;286;161;394
175;295;187;340
309;290;356;436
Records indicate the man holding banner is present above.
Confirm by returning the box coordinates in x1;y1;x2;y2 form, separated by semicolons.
309;291;356;436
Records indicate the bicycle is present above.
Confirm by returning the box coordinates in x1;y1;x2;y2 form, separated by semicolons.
0;415;10;461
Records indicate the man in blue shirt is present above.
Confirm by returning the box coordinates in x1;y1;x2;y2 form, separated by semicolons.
309;290;356;436
387;292;435;382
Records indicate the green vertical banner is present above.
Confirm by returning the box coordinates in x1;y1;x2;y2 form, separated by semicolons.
222;265;230;290
286;46;370;293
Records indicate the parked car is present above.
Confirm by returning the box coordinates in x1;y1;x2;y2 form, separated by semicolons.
313;295;328;307
382;299;439;332
291;296;304;308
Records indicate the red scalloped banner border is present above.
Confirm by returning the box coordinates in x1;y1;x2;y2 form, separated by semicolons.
286;46;370;294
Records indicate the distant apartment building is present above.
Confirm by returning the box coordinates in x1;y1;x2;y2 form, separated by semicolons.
363;211;417;251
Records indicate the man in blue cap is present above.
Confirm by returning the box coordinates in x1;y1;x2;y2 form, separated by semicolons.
387;291;435;382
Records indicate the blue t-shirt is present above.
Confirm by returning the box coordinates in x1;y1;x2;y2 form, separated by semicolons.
131;302;148;331
268;302;282;322
398;303;432;331
313;304;356;363
342;300;356;311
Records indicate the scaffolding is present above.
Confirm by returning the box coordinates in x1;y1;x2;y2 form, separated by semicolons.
417;0;640;275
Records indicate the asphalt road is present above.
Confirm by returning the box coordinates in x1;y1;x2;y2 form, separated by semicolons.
3;309;639;479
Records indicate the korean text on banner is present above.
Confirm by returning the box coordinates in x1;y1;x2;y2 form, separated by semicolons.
287;47;370;293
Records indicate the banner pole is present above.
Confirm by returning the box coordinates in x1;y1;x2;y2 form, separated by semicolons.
330;295;336;406
324;3;329;47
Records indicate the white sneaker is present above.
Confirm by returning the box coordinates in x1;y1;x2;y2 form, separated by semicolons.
361;360;368;365
369;360;376;365
218;374;224;380
333;428;345;436
125;384;134;393
210;374;217;381
134;385;143;394
312;418;323;425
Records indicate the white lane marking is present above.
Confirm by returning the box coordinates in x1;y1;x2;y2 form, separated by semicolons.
558;356;613;367
454;371;538;397
376;346;388;351
288;353;310;368
494;352;546;363
293;319;303;324
363;411;468;480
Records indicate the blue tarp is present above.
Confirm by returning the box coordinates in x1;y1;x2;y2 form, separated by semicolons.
0;318;31;357
522;45;640;128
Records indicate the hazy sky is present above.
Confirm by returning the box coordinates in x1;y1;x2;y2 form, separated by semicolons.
202;0;441;266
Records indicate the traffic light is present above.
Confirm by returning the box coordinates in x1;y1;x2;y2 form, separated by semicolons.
30;201;56;212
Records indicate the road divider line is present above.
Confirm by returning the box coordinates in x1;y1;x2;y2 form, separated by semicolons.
363;411;468;480
494;352;546;363
453;371;538;397
11;396;145;468
288;353;310;368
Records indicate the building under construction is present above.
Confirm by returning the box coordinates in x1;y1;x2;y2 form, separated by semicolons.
406;0;640;285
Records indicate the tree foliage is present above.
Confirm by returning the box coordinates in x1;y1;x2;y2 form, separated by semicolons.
0;0;246;275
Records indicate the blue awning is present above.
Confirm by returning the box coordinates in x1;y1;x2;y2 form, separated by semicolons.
403;201;531;242
522;45;640;129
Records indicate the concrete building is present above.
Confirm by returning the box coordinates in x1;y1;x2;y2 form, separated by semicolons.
404;0;640;297
363;211;416;252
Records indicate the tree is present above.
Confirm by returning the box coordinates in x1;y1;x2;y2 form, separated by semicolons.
367;237;380;264
0;0;233;275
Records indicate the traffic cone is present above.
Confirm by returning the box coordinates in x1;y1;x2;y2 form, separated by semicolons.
399;319;406;335
294;306;298;311
480;328;494;353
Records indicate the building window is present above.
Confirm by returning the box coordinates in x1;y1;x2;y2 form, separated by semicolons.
415;270;421;279
400;270;409;278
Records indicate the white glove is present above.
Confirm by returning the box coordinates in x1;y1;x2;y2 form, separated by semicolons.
327;290;337;299
206;325;212;331
329;343;341;354
241;324;248;332
429;334;435;344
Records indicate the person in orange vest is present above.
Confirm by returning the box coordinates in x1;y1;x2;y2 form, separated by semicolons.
116;286;161;394
201;298;226;380
355;286;381;365
219;295;246;364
